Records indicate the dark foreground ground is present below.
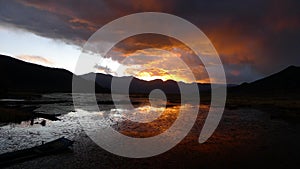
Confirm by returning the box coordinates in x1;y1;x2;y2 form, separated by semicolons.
0;93;300;169
3;110;300;169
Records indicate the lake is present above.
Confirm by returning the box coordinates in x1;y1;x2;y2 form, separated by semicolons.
0;93;299;168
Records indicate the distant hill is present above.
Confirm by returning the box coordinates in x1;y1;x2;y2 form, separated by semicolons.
230;66;300;95
8;54;298;97
81;73;212;94
0;55;108;95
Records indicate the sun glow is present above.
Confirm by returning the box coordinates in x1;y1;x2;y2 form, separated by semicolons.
136;70;190;83
135;70;172;81
118;48;203;83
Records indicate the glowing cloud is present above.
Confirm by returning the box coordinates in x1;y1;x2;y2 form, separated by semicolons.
16;55;54;66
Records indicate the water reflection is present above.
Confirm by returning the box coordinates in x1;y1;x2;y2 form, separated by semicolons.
116;105;166;123
107;104;182;138
0;93;205;154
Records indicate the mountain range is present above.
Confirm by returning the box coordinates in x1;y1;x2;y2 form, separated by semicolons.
0;55;108;95
81;73;212;94
230;65;300;95
0;54;299;96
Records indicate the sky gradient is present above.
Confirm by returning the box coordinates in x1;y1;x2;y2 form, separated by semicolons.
0;0;299;84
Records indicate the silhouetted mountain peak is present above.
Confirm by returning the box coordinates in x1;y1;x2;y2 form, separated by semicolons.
282;65;299;73
231;65;300;95
7;54;297;96
0;55;109;95
286;65;298;69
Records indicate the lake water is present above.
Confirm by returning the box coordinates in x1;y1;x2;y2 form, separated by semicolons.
0;93;203;154
0;93;299;168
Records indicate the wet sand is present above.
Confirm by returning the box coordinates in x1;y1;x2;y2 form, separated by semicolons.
2;108;300;169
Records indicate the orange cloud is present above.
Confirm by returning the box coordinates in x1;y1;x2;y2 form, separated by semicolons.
205;22;264;65
101;33;216;83
7;0;300;84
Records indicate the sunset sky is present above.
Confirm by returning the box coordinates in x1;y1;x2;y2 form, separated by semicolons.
0;0;299;84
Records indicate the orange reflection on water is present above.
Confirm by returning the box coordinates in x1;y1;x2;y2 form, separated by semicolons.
113;104;203;138
115;105;180;138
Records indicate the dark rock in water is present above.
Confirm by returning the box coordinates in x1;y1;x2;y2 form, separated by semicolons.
40;120;46;126
34;113;61;121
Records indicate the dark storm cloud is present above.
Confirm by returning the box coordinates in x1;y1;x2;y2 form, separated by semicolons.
0;0;299;83
0;0;93;44
108;34;203;66
170;0;300;83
